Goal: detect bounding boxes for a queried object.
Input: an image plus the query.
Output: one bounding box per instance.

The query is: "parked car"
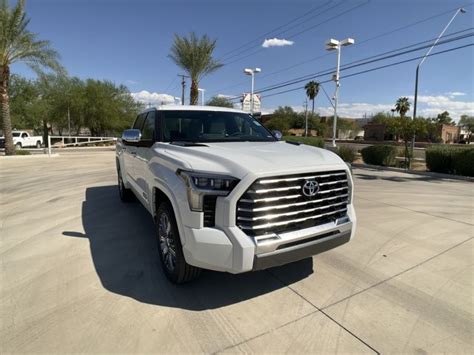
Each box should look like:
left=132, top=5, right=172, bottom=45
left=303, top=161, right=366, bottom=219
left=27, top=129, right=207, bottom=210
left=0, top=131, right=43, bottom=149
left=116, top=106, right=356, bottom=283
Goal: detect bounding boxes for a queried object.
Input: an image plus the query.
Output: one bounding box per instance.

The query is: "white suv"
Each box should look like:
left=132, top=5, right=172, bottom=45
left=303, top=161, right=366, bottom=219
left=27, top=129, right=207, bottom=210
left=116, top=106, right=356, bottom=283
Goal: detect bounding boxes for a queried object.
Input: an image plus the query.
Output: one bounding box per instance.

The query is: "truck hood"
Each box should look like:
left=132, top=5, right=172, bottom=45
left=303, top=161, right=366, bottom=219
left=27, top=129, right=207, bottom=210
left=159, top=141, right=346, bottom=179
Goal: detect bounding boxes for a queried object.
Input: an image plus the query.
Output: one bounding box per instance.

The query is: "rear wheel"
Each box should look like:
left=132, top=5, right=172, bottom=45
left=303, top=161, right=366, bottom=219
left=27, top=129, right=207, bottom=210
left=117, top=165, right=134, bottom=202
left=15, top=142, right=22, bottom=149
left=36, top=141, right=41, bottom=148
left=156, top=201, right=201, bottom=284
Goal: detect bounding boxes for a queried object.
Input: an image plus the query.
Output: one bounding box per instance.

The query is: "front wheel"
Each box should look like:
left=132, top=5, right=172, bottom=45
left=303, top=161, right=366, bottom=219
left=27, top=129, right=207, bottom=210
left=15, top=142, right=22, bottom=149
left=156, top=202, right=201, bottom=284
left=117, top=165, right=134, bottom=202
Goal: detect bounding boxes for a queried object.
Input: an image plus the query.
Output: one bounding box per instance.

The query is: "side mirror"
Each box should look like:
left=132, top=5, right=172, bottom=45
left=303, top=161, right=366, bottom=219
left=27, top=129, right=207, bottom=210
left=272, top=130, right=283, bottom=140
left=122, top=129, right=141, bottom=143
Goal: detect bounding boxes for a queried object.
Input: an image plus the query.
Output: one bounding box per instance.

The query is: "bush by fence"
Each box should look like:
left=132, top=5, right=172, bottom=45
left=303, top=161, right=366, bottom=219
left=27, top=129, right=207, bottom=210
left=336, top=146, right=357, bottom=163
left=360, top=145, right=397, bottom=166
left=284, top=136, right=325, bottom=148
left=426, top=146, right=474, bottom=176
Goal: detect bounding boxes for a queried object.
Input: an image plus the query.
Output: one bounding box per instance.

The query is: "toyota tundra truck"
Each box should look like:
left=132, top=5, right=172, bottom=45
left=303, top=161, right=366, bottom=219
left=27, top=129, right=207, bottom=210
left=116, top=106, right=356, bottom=283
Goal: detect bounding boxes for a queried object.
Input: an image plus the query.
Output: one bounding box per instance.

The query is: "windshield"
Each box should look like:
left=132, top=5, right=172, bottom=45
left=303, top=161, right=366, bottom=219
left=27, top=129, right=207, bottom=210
left=12, top=132, right=21, bottom=137
left=162, top=110, right=276, bottom=142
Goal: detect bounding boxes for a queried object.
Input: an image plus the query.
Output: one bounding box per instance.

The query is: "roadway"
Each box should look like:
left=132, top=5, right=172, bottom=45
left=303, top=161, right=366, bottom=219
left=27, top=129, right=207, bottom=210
left=0, top=151, right=472, bottom=353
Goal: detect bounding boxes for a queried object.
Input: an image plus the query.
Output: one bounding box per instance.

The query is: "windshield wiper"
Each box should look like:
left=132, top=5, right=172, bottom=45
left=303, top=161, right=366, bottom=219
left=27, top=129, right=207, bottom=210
left=170, top=141, right=208, bottom=147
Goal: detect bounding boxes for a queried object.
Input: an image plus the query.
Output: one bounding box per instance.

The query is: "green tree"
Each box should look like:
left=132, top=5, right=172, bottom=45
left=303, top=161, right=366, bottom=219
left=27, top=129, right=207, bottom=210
left=169, top=32, right=222, bottom=105
left=435, top=111, right=454, bottom=126
left=206, top=96, right=234, bottom=108
left=304, top=80, right=320, bottom=115
left=8, top=74, right=42, bottom=131
left=0, top=0, right=64, bottom=155
left=395, top=97, right=410, bottom=118
left=370, top=112, right=392, bottom=125
left=458, top=115, right=474, bottom=143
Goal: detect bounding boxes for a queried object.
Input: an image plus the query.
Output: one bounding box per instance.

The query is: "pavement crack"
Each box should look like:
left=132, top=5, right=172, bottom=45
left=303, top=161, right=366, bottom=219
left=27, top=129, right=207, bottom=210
left=321, top=235, right=474, bottom=311
left=265, top=270, right=380, bottom=354
left=356, top=196, right=473, bottom=227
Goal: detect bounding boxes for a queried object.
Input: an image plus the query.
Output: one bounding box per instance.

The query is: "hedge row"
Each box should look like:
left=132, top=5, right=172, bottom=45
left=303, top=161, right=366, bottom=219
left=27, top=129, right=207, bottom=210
left=360, top=145, right=398, bottom=166
left=426, top=146, right=474, bottom=177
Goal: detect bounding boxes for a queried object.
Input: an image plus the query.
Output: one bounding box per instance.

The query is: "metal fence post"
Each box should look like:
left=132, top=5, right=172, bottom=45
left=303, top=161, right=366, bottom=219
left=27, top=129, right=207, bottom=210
left=48, top=135, right=51, bottom=157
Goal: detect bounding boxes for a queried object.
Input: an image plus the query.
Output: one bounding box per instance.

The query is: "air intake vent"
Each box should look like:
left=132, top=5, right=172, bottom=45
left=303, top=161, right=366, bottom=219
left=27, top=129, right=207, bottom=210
left=236, top=170, right=349, bottom=236
left=203, top=195, right=217, bottom=227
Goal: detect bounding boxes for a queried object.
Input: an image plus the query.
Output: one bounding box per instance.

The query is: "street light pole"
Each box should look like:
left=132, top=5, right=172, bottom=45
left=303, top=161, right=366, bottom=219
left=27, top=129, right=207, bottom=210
left=198, top=88, right=205, bottom=105
left=244, top=68, right=261, bottom=114
left=412, top=8, right=466, bottom=158
left=325, top=38, right=354, bottom=148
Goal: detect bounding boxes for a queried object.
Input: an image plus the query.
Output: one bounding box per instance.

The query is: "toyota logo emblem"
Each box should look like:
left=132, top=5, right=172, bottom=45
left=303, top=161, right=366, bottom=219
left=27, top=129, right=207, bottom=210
left=302, top=179, right=319, bottom=197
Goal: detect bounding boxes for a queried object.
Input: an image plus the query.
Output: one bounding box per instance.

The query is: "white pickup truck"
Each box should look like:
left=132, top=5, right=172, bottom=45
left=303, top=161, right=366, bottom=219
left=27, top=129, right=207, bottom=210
left=0, top=131, right=43, bottom=149
left=116, top=106, right=356, bottom=283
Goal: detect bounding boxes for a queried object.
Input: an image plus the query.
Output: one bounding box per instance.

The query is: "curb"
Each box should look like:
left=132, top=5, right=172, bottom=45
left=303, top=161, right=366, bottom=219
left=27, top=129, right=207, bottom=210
left=352, top=163, right=474, bottom=182
left=0, top=153, right=59, bottom=159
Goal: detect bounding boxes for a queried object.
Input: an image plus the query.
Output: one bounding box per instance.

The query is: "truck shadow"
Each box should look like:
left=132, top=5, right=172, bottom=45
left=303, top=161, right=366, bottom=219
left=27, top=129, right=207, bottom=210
left=63, top=185, right=313, bottom=310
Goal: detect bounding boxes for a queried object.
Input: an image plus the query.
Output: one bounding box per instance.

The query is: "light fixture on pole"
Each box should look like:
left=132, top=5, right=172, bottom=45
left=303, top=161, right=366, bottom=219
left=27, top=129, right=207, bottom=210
left=411, top=7, right=466, bottom=166
left=325, top=38, right=354, bottom=148
left=244, top=67, right=261, bottom=114
left=198, top=88, right=205, bottom=105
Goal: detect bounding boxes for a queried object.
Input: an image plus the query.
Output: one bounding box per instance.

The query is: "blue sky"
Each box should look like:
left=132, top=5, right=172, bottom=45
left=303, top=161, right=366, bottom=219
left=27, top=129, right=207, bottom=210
left=13, top=0, right=474, bottom=119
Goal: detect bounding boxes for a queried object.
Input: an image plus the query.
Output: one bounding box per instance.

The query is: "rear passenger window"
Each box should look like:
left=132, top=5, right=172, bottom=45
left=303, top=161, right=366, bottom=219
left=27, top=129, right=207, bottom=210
left=141, top=111, right=155, bottom=141
left=133, top=113, right=146, bottom=130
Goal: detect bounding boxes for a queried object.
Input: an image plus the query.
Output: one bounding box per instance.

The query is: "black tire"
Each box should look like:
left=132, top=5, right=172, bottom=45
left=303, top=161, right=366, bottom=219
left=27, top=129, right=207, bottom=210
left=156, top=201, right=201, bottom=284
left=117, top=165, right=134, bottom=202
left=36, top=141, right=41, bottom=148
left=15, top=142, right=22, bottom=149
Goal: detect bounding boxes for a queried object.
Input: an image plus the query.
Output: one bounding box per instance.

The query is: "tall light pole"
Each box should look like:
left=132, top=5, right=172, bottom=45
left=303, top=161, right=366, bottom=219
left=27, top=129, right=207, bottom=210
left=244, top=67, right=261, bottom=114
left=325, top=38, right=354, bottom=147
left=198, top=88, right=205, bottom=105
left=411, top=7, right=466, bottom=160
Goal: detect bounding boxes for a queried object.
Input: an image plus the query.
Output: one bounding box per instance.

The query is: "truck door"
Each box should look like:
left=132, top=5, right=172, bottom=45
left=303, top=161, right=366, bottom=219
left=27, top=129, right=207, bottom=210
left=134, top=110, right=158, bottom=205
left=121, top=113, right=146, bottom=192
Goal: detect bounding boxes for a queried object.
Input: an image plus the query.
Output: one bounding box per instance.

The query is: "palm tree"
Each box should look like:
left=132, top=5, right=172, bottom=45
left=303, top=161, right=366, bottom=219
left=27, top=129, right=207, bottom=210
left=1, top=0, right=64, bottom=155
left=394, top=97, right=411, bottom=167
left=304, top=80, right=320, bottom=115
left=395, top=97, right=410, bottom=118
left=169, top=32, right=222, bottom=105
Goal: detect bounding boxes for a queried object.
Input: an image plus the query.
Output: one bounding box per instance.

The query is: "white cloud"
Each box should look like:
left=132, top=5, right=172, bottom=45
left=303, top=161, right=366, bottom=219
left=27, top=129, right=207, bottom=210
left=125, top=79, right=139, bottom=85
left=217, top=94, right=234, bottom=99
left=131, top=90, right=178, bottom=105
left=446, top=91, right=466, bottom=97
left=262, top=38, right=294, bottom=48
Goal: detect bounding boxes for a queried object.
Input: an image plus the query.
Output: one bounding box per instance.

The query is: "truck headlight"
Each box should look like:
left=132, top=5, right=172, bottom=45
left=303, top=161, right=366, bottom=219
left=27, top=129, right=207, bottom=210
left=177, top=170, right=239, bottom=211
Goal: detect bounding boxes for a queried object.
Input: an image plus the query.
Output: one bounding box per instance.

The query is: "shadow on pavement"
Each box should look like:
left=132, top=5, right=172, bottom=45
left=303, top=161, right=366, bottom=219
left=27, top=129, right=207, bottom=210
left=63, top=185, right=313, bottom=310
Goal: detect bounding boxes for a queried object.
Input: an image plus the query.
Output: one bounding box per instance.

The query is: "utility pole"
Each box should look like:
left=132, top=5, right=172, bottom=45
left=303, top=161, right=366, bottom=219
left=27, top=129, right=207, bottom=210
left=304, top=99, right=309, bottom=137
left=178, top=74, right=189, bottom=105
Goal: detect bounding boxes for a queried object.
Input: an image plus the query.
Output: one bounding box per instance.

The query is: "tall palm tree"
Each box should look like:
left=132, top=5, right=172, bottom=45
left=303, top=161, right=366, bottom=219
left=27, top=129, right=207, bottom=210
left=1, top=0, right=64, bottom=155
left=169, top=32, right=222, bottom=105
left=304, top=80, right=320, bottom=115
left=395, top=97, right=410, bottom=118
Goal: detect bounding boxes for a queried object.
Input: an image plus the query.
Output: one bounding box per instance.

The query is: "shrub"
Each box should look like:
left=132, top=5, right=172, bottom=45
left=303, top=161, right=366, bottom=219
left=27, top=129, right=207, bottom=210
left=336, top=146, right=356, bottom=163
left=284, top=136, right=325, bottom=148
left=425, top=146, right=459, bottom=174
left=14, top=149, right=31, bottom=155
left=361, top=145, right=397, bottom=166
left=453, top=149, right=474, bottom=177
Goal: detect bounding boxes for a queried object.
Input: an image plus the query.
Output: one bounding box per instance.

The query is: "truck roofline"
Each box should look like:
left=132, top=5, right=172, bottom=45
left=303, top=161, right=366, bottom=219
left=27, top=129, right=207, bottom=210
left=141, top=105, right=247, bottom=115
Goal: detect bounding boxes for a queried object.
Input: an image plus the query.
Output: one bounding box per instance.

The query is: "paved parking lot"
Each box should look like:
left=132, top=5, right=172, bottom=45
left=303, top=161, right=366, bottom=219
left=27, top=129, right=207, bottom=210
left=1, top=151, right=472, bottom=353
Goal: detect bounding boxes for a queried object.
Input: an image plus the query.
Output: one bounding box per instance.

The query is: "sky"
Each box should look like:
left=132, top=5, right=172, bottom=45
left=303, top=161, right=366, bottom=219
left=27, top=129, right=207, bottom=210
left=13, top=0, right=474, bottom=120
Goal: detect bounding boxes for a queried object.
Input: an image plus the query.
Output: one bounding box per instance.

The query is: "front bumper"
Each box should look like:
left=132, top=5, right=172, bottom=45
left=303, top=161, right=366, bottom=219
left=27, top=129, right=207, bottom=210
left=181, top=205, right=355, bottom=274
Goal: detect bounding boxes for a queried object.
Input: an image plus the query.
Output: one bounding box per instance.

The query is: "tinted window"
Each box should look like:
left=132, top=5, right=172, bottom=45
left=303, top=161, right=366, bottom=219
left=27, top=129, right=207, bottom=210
left=133, top=113, right=146, bottom=130
left=141, top=111, right=155, bottom=141
left=162, top=111, right=275, bottom=142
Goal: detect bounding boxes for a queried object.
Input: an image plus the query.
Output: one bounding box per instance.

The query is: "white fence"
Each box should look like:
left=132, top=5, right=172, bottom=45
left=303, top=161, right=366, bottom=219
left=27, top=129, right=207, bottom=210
left=47, top=135, right=117, bottom=156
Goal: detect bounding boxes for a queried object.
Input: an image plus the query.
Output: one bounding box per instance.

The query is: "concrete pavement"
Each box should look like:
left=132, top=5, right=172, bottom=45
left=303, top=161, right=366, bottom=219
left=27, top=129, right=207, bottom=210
left=0, top=151, right=472, bottom=353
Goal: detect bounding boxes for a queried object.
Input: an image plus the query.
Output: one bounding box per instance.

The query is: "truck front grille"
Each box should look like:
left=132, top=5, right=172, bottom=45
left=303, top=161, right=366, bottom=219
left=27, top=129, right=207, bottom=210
left=236, top=170, right=349, bottom=236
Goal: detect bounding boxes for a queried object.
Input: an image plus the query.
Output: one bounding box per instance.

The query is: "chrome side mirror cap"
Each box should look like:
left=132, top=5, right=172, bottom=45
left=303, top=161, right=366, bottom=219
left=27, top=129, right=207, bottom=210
left=122, top=129, right=141, bottom=143
left=272, top=130, right=283, bottom=140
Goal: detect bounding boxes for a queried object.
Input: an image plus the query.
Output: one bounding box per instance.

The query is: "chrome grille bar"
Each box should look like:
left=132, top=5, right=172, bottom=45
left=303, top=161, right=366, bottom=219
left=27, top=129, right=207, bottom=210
left=259, top=172, right=346, bottom=185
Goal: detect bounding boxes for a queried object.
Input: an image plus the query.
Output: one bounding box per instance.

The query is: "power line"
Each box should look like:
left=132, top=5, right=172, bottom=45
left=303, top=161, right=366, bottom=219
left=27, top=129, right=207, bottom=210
left=209, top=3, right=473, bottom=96
left=260, top=43, right=473, bottom=99
left=222, top=0, right=370, bottom=66
left=217, top=0, right=336, bottom=61
left=226, top=31, right=473, bottom=99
